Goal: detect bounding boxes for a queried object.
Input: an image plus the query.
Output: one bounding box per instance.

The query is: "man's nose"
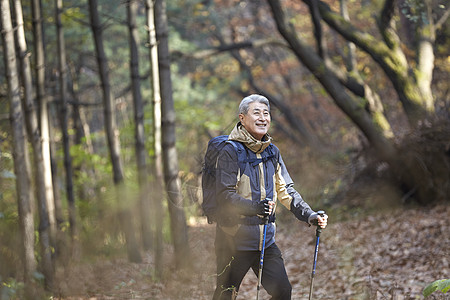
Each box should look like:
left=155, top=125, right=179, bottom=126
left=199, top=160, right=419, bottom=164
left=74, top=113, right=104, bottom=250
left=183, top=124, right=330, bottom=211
left=258, top=113, right=268, bottom=120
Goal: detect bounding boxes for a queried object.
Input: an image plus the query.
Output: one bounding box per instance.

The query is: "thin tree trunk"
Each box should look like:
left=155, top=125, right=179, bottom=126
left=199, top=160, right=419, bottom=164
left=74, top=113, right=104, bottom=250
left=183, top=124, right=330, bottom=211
left=14, top=0, right=56, bottom=285
left=68, top=63, right=95, bottom=155
left=70, top=66, right=96, bottom=201
left=415, top=0, right=435, bottom=111
left=306, top=0, right=327, bottom=59
left=31, top=0, right=57, bottom=248
left=1, top=0, right=37, bottom=288
left=146, top=0, right=164, bottom=276
left=48, top=103, right=64, bottom=230
left=154, top=0, right=190, bottom=268
left=88, top=0, right=142, bottom=263
left=339, top=0, right=357, bottom=72
left=338, top=0, right=391, bottom=139
left=11, top=1, right=35, bottom=220
left=55, top=0, right=78, bottom=256
left=32, top=0, right=56, bottom=290
left=127, top=0, right=152, bottom=250
left=88, top=0, right=123, bottom=184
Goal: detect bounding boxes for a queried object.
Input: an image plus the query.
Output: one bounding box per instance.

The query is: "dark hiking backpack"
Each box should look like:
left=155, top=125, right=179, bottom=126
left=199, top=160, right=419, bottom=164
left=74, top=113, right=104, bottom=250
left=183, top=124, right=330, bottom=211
left=201, top=135, right=277, bottom=224
left=201, top=135, right=243, bottom=224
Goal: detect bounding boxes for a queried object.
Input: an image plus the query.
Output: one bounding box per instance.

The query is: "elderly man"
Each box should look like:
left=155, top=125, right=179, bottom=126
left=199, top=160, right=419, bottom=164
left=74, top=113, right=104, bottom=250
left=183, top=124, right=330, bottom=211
left=212, top=94, right=328, bottom=300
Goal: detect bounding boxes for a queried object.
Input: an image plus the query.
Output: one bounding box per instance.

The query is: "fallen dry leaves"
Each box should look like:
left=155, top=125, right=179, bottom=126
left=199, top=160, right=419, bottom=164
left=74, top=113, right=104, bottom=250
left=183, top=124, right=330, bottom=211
left=56, top=204, right=449, bottom=299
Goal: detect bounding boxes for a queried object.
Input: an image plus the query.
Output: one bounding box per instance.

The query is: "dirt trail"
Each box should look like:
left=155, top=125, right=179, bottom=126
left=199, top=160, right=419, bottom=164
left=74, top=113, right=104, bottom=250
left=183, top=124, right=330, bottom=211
left=57, top=204, right=449, bottom=299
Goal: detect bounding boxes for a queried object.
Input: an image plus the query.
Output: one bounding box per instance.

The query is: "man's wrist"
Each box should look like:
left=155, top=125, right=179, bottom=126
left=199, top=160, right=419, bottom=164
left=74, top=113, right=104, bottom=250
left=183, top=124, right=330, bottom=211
left=308, top=212, right=318, bottom=225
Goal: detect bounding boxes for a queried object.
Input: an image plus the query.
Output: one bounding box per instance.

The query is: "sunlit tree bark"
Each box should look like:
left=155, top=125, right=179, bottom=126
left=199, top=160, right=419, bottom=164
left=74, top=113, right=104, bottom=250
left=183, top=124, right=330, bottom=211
left=32, top=0, right=56, bottom=289
left=55, top=0, right=78, bottom=256
left=48, top=104, right=64, bottom=231
left=267, top=0, right=397, bottom=161
left=127, top=0, right=153, bottom=251
left=1, top=0, right=37, bottom=287
left=155, top=0, right=190, bottom=267
left=31, top=0, right=57, bottom=246
left=15, top=0, right=56, bottom=283
left=146, top=0, right=164, bottom=276
left=268, top=0, right=450, bottom=204
left=311, top=0, right=447, bottom=124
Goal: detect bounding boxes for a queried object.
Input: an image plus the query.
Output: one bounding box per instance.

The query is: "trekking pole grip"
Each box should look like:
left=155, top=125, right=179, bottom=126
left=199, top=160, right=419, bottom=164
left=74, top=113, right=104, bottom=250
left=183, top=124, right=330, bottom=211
left=315, top=210, right=325, bottom=237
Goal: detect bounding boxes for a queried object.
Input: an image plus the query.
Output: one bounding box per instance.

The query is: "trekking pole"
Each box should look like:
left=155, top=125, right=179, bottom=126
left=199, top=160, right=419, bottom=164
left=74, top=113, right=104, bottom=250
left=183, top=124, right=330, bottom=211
left=256, top=215, right=269, bottom=300
left=308, top=210, right=325, bottom=300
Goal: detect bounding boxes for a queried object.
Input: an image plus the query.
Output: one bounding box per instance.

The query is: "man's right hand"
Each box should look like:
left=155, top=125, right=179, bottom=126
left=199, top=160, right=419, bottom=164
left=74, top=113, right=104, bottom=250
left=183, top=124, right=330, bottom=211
left=256, top=199, right=274, bottom=217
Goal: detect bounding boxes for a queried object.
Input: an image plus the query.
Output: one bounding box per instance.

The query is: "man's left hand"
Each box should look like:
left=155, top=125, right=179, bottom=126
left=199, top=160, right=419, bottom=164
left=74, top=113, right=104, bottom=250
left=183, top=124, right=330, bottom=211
left=308, top=213, right=328, bottom=229
left=317, top=214, right=328, bottom=228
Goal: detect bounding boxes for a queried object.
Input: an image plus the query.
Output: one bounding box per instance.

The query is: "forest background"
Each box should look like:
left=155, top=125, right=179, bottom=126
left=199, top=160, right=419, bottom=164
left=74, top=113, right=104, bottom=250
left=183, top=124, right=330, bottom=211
left=0, top=0, right=449, bottom=299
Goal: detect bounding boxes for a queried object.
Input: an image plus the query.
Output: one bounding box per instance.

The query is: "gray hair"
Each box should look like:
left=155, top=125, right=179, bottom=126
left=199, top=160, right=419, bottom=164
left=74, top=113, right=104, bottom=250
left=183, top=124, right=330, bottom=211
left=238, top=94, right=270, bottom=115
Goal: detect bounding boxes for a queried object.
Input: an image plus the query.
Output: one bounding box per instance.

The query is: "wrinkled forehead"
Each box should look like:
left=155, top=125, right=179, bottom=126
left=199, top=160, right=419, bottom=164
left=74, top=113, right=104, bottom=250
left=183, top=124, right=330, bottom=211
left=248, top=102, right=269, bottom=112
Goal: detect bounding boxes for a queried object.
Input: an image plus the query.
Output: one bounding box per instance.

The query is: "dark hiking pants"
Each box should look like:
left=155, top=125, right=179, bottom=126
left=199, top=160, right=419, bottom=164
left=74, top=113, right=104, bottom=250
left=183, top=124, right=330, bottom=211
left=213, top=243, right=292, bottom=300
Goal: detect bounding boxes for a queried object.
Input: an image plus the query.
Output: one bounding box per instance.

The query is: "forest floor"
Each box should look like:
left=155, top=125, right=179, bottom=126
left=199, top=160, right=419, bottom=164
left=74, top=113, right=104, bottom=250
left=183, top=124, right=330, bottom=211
left=55, top=203, right=449, bottom=300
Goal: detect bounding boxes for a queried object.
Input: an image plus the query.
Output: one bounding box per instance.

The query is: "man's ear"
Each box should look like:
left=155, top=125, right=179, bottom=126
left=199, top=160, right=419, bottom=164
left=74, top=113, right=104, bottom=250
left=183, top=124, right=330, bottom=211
left=239, top=113, right=244, bottom=122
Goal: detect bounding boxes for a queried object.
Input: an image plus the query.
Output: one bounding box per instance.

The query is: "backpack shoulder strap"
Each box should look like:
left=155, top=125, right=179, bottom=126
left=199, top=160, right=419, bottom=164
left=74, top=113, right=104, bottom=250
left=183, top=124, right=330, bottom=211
left=226, top=140, right=248, bottom=174
left=226, top=139, right=244, bottom=153
left=267, top=144, right=279, bottom=170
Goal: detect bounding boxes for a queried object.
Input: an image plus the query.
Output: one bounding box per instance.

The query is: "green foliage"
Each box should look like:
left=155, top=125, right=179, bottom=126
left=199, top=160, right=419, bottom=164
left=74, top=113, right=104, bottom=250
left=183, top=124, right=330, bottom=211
left=423, top=279, right=450, bottom=298
left=0, top=277, right=24, bottom=300
left=1, top=0, right=447, bottom=294
left=0, top=145, right=21, bottom=282
left=400, top=0, right=428, bottom=24
left=71, top=143, right=110, bottom=183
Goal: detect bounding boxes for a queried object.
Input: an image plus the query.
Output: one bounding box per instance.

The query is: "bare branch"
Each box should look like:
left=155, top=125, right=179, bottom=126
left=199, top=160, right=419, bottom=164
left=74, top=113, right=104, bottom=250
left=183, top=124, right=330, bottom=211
left=212, top=29, right=321, bottom=147
left=67, top=99, right=102, bottom=106
left=303, top=0, right=327, bottom=58
left=340, top=0, right=357, bottom=72
left=436, top=5, right=450, bottom=30
left=172, top=38, right=289, bottom=60
left=378, top=0, right=404, bottom=49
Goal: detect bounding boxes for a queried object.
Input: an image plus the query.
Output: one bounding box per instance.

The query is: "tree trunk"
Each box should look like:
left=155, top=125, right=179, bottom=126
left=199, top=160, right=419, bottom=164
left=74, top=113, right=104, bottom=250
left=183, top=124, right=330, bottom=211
left=267, top=0, right=397, bottom=161
left=414, top=0, right=435, bottom=112
left=146, top=0, right=164, bottom=276
left=48, top=103, right=64, bottom=231
left=154, top=0, right=190, bottom=268
left=28, top=0, right=56, bottom=288
left=88, top=0, right=142, bottom=263
left=337, top=0, right=391, bottom=140
left=55, top=0, right=78, bottom=256
left=315, top=0, right=434, bottom=124
left=339, top=0, right=357, bottom=72
left=31, top=0, right=57, bottom=249
left=127, top=0, right=152, bottom=251
left=270, top=0, right=447, bottom=204
left=1, top=0, right=37, bottom=287
left=14, top=0, right=57, bottom=287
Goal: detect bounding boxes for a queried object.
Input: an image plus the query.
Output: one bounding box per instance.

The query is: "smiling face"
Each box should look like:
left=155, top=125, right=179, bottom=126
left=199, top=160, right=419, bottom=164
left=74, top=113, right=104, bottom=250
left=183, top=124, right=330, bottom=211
left=239, top=102, right=271, bottom=140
